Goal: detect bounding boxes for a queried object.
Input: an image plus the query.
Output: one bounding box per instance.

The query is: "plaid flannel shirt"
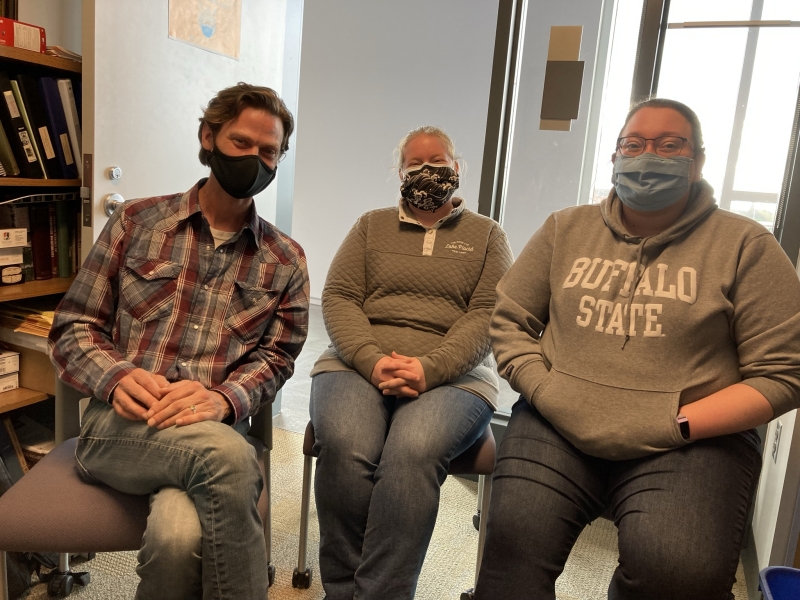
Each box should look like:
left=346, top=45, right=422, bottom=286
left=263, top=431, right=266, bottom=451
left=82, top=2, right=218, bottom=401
left=48, top=181, right=310, bottom=423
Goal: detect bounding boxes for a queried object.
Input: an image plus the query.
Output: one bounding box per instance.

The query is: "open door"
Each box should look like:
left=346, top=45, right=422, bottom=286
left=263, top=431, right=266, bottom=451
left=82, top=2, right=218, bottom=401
left=81, top=0, right=290, bottom=250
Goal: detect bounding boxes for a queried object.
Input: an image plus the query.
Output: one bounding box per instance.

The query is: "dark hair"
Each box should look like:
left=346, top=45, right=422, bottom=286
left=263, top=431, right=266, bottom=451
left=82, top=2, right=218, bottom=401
left=619, top=98, right=705, bottom=155
left=197, top=82, right=294, bottom=166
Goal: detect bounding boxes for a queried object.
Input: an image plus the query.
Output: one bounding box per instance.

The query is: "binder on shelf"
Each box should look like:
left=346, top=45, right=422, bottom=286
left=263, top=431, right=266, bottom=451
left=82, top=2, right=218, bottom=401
left=72, top=79, right=82, bottom=127
left=15, top=74, right=60, bottom=179
left=29, top=203, right=51, bottom=280
left=0, top=71, right=43, bottom=178
left=37, top=76, right=78, bottom=179
left=0, top=18, right=46, bottom=53
left=9, top=79, right=46, bottom=178
left=56, top=79, right=80, bottom=162
left=0, top=122, right=18, bottom=176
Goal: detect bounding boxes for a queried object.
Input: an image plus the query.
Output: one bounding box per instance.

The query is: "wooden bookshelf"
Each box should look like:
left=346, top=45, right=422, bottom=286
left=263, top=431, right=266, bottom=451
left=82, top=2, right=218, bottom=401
left=0, top=178, right=82, bottom=187
left=0, top=45, right=81, bottom=74
left=0, top=276, right=75, bottom=302
left=0, top=387, right=49, bottom=414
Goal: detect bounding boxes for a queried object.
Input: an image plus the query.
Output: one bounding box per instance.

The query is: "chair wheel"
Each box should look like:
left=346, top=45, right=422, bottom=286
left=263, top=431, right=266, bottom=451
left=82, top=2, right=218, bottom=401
left=473, top=512, right=481, bottom=530
left=460, top=589, right=475, bottom=600
left=47, top=573, right=73, bottom=597
left=268, top=564, right=275, bottom=587
left=292, top=567, right=312, bottom=588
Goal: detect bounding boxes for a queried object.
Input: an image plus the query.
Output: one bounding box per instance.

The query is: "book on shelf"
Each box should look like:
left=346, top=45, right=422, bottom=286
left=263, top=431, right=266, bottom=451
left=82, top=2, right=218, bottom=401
left=10, top=414, right=53, bottom=468
left=45, top=45, right=80, bottom=62
left=38, top=77, right=78, bottom=179
left=55, top=201, right=71, bottom=277
left=15, top=74, right=61, bottom=179
left=47, top=203, right=57, bottom=277
left=57, top=79, right=80, bottom=162
left=29, top=203, right=51, bottom=280
left=0, top=71, right=43, bottom=178
left=0, top=299, right=54, bottom=337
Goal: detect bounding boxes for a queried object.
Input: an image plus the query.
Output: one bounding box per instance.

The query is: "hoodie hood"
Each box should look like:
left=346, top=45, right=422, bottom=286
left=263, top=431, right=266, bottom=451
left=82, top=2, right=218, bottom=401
left=601, top=179, right=718, bottom=246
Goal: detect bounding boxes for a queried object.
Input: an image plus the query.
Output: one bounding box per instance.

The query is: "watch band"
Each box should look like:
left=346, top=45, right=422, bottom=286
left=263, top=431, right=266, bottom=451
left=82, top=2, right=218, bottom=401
left=676, top=413, right=690, bottom=440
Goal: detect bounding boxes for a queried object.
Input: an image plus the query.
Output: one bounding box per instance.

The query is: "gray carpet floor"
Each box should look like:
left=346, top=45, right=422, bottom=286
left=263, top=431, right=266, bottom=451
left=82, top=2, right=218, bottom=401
left=20, top=425, right=749, bottom=599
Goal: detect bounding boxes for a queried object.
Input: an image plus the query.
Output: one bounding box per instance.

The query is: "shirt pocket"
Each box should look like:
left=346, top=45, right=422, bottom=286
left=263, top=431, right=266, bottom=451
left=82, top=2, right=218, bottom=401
left=534, top=367, right=686, bottom=460
left=224, top=281, right=280, bottom=345
left=120, top=256, right=181, bottom=323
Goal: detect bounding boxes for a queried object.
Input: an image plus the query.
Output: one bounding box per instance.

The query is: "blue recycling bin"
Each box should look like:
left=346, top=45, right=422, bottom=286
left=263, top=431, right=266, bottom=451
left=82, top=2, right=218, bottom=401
left=759, top=566, right=800, bottom=600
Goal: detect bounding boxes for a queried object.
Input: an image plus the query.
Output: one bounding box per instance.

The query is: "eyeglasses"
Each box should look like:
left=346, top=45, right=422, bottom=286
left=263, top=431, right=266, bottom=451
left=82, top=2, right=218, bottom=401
left=616, top=136, right=692, bottom=158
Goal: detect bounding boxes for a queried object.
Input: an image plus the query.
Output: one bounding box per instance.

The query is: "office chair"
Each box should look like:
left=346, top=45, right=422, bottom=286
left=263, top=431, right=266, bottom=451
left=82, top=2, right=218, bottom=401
left=0, top=380, right=275, bottom=599
left=291, top=420, right=495, bottom=599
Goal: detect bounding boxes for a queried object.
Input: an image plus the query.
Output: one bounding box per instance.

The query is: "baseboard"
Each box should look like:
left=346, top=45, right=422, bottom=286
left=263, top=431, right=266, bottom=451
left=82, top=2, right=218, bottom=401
left=741, top=525, right=761, bottom=600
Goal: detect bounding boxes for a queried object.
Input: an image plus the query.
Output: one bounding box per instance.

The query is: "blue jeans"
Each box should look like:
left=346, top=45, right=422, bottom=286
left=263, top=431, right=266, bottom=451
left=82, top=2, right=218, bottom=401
left=474, top=399, right=762, bottom=600
left=309, top=371, right=493, bottom=600
left=75, top=398, right=268, bottom=600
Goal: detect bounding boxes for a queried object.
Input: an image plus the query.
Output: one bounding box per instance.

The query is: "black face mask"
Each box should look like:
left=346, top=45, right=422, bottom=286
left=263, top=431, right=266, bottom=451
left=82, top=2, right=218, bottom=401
left=207, top=148, right=276, bottom=199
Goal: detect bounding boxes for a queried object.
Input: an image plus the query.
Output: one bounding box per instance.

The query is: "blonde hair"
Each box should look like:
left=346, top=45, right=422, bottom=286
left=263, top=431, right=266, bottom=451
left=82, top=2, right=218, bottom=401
left=393, top=126, right=463, bottom=172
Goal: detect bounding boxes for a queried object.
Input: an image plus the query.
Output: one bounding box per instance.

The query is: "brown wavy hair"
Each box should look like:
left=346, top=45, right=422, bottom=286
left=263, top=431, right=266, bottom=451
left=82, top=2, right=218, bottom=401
left=197, top=82, right=294, bottom=166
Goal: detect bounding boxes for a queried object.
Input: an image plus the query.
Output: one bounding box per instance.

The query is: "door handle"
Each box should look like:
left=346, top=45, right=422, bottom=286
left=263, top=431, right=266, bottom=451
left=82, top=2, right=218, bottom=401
left=102, top=193, right=125, bottom=217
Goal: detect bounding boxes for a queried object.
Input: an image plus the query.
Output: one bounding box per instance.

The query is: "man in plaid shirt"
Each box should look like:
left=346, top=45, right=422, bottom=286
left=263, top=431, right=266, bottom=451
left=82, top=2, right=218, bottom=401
left=49, top=83, right=309, bottom=600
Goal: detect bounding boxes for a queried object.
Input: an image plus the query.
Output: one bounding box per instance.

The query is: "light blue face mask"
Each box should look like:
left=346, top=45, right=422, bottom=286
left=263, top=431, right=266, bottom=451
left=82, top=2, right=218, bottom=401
left=613, top=153, right=693, bottom=212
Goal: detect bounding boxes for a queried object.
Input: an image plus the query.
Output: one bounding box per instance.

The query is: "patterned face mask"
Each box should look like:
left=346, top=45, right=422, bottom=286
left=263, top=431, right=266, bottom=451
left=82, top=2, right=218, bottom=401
left=400, top=163, right=459, bottom=212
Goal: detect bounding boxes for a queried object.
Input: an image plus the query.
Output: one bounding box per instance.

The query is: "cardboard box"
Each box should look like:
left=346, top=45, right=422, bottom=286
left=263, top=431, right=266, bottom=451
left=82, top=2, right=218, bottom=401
left=0, top=229, right=27, bottom=248
left=0, top=247, right=23, bottom=266
left=6, top=343, right=55, bottom=395
left=0, top=350, right=19, bottom=375
left=0, top=371, right=19, bottom=393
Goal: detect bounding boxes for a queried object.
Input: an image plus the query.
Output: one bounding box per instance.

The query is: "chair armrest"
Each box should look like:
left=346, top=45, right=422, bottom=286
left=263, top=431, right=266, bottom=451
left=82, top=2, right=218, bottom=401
left=247, top=392, right=275, bottom=451
left=55, top=377, right=87, bottom=444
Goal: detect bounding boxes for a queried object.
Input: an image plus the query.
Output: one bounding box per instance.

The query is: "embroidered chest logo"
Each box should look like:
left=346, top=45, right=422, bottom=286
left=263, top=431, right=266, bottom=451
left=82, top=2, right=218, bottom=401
left=445, top=240, right=475, bottom=255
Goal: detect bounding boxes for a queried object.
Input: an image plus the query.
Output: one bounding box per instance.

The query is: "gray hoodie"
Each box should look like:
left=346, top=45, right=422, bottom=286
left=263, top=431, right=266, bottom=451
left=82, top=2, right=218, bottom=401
left=491, top=181, right=800, bottom=460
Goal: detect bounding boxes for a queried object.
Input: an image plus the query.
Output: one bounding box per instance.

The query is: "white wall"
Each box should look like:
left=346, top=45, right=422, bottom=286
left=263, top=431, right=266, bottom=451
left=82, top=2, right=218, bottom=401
left=499, top=0, right=607, bottom=257
left=84, top=0, right=287, bottom=243
left=290, top=0, right=499, bottom=301
left=19, top=0, right=82, bottom=54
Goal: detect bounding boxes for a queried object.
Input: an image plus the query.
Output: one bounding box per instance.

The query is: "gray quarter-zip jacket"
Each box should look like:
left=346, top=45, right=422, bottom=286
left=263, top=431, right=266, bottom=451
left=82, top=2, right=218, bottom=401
left=311, top=198, right=514, bottom=408
left=491, top=180, right=800, bottom=459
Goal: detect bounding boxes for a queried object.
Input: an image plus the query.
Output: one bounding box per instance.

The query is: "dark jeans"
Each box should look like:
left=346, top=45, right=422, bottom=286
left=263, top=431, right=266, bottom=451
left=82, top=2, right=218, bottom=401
left=310, top=371, right=493, bottom=600
left=474, top=399, right=762, bottom=600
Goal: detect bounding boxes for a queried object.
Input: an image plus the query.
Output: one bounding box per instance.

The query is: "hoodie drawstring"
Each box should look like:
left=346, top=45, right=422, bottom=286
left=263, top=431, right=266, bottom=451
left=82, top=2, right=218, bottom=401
left=621, top=238, right=647, bottom=350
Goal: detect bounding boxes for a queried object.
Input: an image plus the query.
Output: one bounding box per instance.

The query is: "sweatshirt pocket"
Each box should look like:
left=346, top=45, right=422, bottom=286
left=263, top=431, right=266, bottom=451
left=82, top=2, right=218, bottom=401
left=533, top=367, right=687, bottom=460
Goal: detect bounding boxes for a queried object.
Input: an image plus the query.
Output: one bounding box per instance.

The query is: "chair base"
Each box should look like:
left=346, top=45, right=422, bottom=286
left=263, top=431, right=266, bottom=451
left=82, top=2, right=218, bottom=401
left=40, top=569, right=90, bottom=598
left=292, top=566, right=312, bottom=588
left=460, top=588, right=475, bottom=600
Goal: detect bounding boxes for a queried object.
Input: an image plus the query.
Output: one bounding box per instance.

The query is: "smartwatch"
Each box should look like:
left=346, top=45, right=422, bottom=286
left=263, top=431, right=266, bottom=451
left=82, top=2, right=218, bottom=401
left=676, top=413, right=690, bottom=440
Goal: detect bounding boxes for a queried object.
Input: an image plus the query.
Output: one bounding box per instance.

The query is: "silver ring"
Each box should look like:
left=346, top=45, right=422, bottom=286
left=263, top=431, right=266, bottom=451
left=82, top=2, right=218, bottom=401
left=190, top=405, right=197, bottom=414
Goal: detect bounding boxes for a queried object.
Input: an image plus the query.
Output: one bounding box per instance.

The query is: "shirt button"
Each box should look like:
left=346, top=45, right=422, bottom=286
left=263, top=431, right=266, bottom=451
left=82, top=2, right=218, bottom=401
left=181, top=362, right=187, bottom=367
left=148, top=270, right=154, bottom=275
left=204, top=284, right=209, bottom=290
left=193, top=325, right=199, bottom=330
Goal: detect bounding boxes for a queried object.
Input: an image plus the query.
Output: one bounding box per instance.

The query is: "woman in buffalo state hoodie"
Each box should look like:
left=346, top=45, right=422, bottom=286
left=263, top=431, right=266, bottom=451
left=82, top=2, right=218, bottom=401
left=475, top=99, right=800, bottom=600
